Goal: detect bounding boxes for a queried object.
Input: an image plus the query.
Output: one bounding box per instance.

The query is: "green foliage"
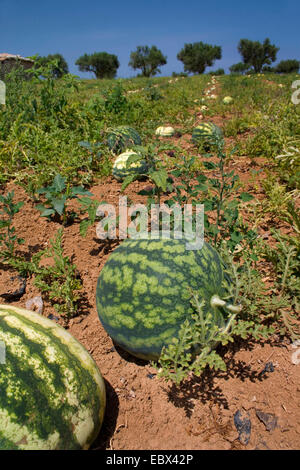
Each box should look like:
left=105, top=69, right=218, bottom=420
left=229, top=62, right=251, bottom=75
left=258, top=227, right=300, bottom=340
left=103, top=82, right=129, bottom=114
left=78, top=197, right=105, bottom=238
left=177, top=42, right=222, bottom=74
left=75, top=52, right=119, bottom=79
left=30, top=229, right=82, bottom=318
left=143, top=80, right=164, bottom=101
left=275, top=60, right=299, bottom=74
left=34, top=54, right=69, bottom=78
left=208, top=68, right=225, bottom=75
left=129, top=45, right=167, bottom=77
left=121, top=145, right=169, bottom=205
left=35, top=174, right=93, bottom=225
left=237, top=38, right=279, bottom=73
left=78, top=140, right=105, bottom=168
left=276, top=138, right=300, bottom=189
left=0, top=191, right=24, bottom=262
left=167, top=135, right=255, bottom=250
left=250, top=178, right=298, bottom=228
left=155, top=282, right=271, bottom=384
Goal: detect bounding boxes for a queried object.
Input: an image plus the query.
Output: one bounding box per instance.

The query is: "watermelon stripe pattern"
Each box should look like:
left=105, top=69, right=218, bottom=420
left=0, top=305, right=106, bottom=450
left=112, top=151, right=148, bottom=182
left=96, top=238, right=231, bottom=361
left=192, top=122, right=223, bottom=147
left=107, top=126, right=142, bottom=155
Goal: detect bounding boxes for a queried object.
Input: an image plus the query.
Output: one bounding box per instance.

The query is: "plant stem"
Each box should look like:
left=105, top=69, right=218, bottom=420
left=280, top=247, right=293, bottom=295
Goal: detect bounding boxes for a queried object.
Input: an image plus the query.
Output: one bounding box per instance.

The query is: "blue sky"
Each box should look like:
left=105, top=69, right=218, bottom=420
left=0, top=0, right=299, bottom=78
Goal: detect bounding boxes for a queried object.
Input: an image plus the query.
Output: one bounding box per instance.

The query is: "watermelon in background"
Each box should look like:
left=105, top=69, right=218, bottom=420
left=0, top=305, right=106, bottom=450
left=223, top=96, right=234, bottom=105
left=96, top=237, right=232, bottom=361
left=155, top=126, right=175, bottom=137
left=192, top=122, right=223, bottom=148
left=107, top=126, right=142, bottom=155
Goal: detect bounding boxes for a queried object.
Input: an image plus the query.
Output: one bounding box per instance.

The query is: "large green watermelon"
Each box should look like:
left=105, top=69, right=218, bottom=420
left=96, top=237, right=232, bottom=361
left=192, top=122, right=223, bottom=148
left=0, top=305, right=106, bottom=450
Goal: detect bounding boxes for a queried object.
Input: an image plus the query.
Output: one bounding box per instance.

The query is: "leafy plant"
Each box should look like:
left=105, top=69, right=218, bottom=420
left=103, top=82, right=128, bottom=114
left=168, top=136, right=255, bottom=249
left=31, top=229, right=82, bottom=318
left=78, top=197, right=106, bottom=237
left=78, top=140, right=104, bottom=168
left=36, top=174, right=93, bottom=225
left=155, top=283, right=270, bottom=385
left=0, top=191, right=24, bottom=262
left=121, top=145, right=170, bottom=206
left=144, top=80, right=163, bottom=101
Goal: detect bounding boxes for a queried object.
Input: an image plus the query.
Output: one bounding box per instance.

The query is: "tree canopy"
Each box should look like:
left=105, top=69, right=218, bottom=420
left=237, top=38, right=279, bottom=73
left=177, top=42, right=222, bottom=74
left=128, top=46, right=167, bottom=77
left=229, top=62, right=251, bottom=75
left=35, top=54, right=69, bottom=78
left=75, top=52, right=119, bottom=79
left=275, top=59, right=299, bottom=74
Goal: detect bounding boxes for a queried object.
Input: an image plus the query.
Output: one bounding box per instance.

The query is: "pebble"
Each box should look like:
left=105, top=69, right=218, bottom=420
left=234, top=409, right=251, bottom=445
left=256, top=409, right=278, bottom=432
left=25, top=296, right=44, bottom=314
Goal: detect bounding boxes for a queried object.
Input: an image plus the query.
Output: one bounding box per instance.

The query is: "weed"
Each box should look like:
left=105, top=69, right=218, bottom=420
left=35, top=174, right=93, bottom=225
left=31, top=229, right=82, bottom=318
left=0, top=191, right=24, bottom=262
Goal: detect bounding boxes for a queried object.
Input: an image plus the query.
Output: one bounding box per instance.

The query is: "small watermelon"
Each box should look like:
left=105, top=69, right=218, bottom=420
left=155, top=126, right=175, bottom=137
left=107, top=126, right=142, bottom=155
left=192, top=122, right=223, bottom=148
left=96, top=237, right=233, bottom=361
left=0, top=305, right=106, bottom=450
left=112, top=150, right=148, bottom=182
left=223, top=96, right=234, bottom=105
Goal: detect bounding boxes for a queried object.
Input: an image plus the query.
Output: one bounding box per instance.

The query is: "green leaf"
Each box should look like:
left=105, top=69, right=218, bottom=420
left=194, top=183, right=208, bottom=192
left=239, top=192, right=254, bottom=202
left=70, top=186, right=93, bottom=197
left=203, top=200, right=214, bottom=211
left=78, top=141, right=93, bottom=151
left=40, top=208, right=55, bottom=218
left=197, top=174, right=208, bottom=183
left=171, top=169, right=182, bottom=178
left=53, top=174, right=66, bottom=193
left=79, top=219, right=90, bottom=237
left=203, top=161, right=217, bottom=170
left=121, top=174, right=140, bottom=191
left=150, top=169, right=168, bottom=192
left=125, top=154, right=143, bottom=168
left=52, top=198, right=66, bottom=216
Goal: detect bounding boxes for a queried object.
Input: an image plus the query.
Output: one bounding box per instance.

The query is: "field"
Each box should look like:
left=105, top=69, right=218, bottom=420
left=0, top=70, right=300, bottom=450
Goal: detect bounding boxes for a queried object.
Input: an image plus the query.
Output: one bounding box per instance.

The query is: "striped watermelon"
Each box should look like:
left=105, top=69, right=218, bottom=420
left=223, top=96, right=234, bottom=105
left=112, top=150, right=148, bottom=182
left=0, top=305, right=106, bottom=450
left=155, top=126, right=175, bottom=137
left=192, top=122, right=223, bottom=148
left=96, top=237, right=233, bottom=361
left=107, top=126, right=142, bottom=155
